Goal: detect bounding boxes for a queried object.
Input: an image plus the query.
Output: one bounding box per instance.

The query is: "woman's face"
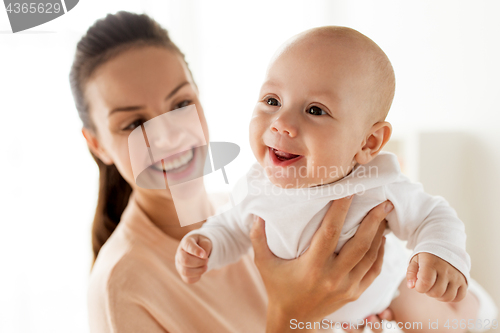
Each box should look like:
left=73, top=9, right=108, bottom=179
left=83, top=46, right=209, bottom=194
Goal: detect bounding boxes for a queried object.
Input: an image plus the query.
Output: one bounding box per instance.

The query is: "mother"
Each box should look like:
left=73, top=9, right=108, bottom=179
left=70, top=11, right=393, bottom=332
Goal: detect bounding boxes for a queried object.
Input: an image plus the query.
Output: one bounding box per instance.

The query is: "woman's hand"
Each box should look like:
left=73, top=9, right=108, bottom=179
left=250, top=196, right=394, bottom=333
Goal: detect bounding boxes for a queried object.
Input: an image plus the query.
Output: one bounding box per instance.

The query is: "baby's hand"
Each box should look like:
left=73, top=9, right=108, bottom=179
left=406, top=252, right=467, bottom=302
left=175, top=234, right=212, bottom=284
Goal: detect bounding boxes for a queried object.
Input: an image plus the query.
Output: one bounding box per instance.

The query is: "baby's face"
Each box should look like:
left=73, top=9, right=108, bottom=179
left=249, top=38, right=375, bottom=188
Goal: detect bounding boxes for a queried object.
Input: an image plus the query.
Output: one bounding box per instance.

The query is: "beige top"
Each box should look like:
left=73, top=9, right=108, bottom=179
left=88, top=195, right=268, bottom=333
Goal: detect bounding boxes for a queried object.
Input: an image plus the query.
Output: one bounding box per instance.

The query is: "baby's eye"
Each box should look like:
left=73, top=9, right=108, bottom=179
left=123, top=119, right=144, bottom=131
left=266, top=97, right=281, bottom=107
left=175, top=100, right=192, bottom=109
left=307, top=106, right=326, bottom=116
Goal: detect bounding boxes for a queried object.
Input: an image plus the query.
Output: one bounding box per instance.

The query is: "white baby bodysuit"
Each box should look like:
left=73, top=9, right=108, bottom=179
left=187, top=152, right=471, bottom=322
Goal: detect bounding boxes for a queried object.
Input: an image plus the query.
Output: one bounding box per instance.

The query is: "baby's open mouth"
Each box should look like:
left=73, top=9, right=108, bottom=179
left=270, top=147, right=301, bottom=161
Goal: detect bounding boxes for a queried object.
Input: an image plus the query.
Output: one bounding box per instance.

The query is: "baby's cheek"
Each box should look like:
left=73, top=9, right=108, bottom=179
left=249, top=119, right=265, bottom=153
left=249, top=115, right=264, bottom=137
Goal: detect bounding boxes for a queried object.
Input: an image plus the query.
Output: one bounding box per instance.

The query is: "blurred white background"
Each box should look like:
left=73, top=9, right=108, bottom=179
left=0, top=0, right=499, bottom=332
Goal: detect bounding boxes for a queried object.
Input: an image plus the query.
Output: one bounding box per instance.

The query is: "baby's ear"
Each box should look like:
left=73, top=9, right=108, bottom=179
left=355, top=122, right=392, bottom=165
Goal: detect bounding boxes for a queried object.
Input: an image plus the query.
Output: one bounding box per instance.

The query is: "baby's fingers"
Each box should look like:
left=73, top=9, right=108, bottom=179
left=452, top=285, right=467, bottom=302
left=415, top=263, right=437, bottom=294
left=437, top=283, right=458, bottom=302
left=343, top=323, right=364, bottom=333
left=180, top=266, right=208, bottom=284
left=365, top=315, right=386, bottom=333
left=179, top=265, right=208, bottom=278
left=343, top=310, right=394, bottom=333
left=426, top=273, right=449, bottom=299
left=406, top=255, right=419, bottom=289
left=177, top=250, right=208, bottom=268
left=182, top=235, right=208, bottom=259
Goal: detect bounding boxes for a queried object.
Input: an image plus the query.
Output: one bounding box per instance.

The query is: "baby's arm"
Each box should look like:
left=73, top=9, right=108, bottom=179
left=175, top=204, right=254, bottom=283
left=384, top=174, right=470, bottom=302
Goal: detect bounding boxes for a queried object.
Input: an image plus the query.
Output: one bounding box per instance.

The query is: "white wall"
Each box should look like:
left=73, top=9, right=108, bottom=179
left=0, top=1, right=498, bottom=332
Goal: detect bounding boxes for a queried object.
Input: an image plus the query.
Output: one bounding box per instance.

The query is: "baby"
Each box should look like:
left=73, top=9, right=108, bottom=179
left=175, top=27, right=496, bottom=330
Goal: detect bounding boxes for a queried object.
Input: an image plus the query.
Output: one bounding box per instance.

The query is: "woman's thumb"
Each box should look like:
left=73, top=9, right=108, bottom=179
left=250, top=216, right=273, bottom=264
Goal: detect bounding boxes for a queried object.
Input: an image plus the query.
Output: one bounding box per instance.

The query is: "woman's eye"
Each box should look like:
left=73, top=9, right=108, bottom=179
left=307, top=106, right=326, bottom=116
left=123, top=119, right=144, bottom=131
left=266, top=97, right=281, bottom=107
left=175, top=100, right=191, bottom=109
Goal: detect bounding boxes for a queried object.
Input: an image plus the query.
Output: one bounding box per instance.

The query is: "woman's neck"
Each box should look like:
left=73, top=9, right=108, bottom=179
left=133, top=187, right=213, bottom=241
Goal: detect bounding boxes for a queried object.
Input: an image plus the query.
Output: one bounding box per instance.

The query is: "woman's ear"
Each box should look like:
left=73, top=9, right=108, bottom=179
left=354, top=122, right=392, bottom=165
left=82, top=128, right=113, bottom=165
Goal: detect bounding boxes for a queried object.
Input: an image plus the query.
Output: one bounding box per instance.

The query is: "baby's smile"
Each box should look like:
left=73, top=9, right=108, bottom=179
left=249, top=27, right=394, bottom=189
left=267, top=146, right=303, bottom=166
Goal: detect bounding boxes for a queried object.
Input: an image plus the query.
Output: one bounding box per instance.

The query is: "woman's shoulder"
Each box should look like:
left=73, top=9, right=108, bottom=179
left=89, top=224, right=166, bottom=297
left=88, top=227, right=267, bottom=332
left=87, top=195, right=268, bottom=332
left=89, top=195, right=178, bottom=295
left=88, top=226, right=172, bottom=331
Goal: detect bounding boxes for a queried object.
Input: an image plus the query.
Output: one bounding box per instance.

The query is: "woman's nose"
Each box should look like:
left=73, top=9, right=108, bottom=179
left=147, top=115, right=185, bottom=151
left=270, top=111, right=297, bottom=137
left=151, top=129, right=183, bottom=149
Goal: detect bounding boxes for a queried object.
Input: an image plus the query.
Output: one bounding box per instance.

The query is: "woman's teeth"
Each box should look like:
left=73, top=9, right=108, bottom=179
left=272, top=148, right=299, bottom=161
left=151, top=148, right=194, bottom=172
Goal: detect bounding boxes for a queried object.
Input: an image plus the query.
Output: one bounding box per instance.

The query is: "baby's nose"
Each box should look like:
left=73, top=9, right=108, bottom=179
left=271, top=126, right=291, bottom=136
left=270, top=115, right=297, bottom=137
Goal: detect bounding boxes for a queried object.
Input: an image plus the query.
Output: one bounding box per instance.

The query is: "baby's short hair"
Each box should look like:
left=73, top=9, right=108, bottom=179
left=291, top=26, right=396, bottom=124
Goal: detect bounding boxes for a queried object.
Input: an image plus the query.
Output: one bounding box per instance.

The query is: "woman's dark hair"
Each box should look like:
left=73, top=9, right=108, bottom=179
left=69, top=11, right=189, bottom=265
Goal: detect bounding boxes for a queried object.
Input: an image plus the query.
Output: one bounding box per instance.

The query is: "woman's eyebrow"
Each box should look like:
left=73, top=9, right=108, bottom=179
left=108, top=81, right=190, bottom=116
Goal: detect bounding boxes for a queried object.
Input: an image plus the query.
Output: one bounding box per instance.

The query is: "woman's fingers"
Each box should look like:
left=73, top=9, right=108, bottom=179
left=349, top=220, right=386, bottom=280
left=359, top=235, right=386, bottom=292
left=250, top=216, right=276, bottom=268
left=335, top=201, right=392, bottom=272
left=308, top=196, right=354, bottom=262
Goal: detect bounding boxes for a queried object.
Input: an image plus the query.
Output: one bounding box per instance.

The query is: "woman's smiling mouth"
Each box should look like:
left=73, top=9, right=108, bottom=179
left=150, top=148, right=195, bottom=173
